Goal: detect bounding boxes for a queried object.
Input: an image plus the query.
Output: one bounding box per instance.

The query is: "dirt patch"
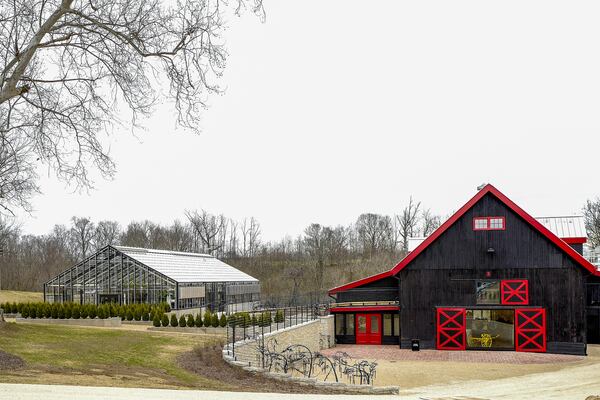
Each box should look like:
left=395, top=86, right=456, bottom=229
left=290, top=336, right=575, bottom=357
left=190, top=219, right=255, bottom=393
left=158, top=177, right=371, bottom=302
left=178, top=343, right=358, bottom=394
left=0, top=350, right=25, bottom=370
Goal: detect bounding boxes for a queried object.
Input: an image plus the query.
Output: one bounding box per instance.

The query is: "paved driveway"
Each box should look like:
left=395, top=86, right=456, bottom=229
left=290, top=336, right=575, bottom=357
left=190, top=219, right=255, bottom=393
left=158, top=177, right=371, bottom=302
left=1, top=377, right=600, bottom=400
left=0, top=384, right=394, bottom=400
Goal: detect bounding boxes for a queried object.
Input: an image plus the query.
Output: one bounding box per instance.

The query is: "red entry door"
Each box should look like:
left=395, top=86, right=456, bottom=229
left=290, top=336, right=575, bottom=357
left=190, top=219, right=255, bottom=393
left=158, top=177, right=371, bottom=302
left=355, top=314, right=382, bottom=344
left=515, top=308, right=546, bottom=352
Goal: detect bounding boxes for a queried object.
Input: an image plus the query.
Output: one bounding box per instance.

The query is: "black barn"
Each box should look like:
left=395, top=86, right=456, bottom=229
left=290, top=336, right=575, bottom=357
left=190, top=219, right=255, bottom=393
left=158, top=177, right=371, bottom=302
left=329, top=184, right=600, bottom=355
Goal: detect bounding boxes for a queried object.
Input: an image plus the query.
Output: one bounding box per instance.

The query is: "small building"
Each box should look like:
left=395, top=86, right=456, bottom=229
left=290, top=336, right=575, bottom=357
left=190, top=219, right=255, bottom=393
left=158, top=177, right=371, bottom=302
left=329, top=184, right=600, bottom=355
left=44, top=245, right=260, bottom=313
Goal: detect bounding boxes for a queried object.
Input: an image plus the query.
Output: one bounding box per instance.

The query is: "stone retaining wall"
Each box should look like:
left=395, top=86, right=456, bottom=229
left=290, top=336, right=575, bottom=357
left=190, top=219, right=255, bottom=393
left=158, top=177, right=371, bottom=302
left=221, top=316, right=398, bottom=394
left=121, top=320, right=152, bottom=326
left=229, top=318, right=327, bottom=366
left=222, top=317, right=397, bottom=395
left=16, top=317, right=121, bottom=327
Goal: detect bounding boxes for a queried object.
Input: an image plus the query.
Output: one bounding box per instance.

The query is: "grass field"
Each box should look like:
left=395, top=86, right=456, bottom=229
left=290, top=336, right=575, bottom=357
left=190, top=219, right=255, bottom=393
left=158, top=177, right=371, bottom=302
left=0, top=323, right=226, bottom=389
left=0, top=291, right=43, bottom=304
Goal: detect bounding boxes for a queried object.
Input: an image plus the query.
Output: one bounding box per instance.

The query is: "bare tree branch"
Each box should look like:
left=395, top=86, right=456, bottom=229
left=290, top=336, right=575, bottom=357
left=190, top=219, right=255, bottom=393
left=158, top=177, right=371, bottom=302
left=0, top=0, right=264, bottom=215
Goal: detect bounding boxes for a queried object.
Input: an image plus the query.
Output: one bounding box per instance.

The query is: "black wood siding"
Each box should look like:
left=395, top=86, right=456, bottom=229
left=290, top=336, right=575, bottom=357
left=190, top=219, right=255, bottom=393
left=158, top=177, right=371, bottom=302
left=336, top=276, right=399, bottom=303
left=394, top=193, right=590, bottom=353
left=587, top=275, right=600, bottom=344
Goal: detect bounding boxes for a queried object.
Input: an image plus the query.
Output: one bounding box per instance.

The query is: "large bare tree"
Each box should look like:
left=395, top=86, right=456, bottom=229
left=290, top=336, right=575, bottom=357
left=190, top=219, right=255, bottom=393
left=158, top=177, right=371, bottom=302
left=584, top=199, right=600, bottom=248
left=185, top=209, right=226, bottom=254
left=69, top=216, right=95, bottom=259
left=240, top=216, right=261, bottom=257
left=93, top=220, right=121, bottom=249
left=356, top=213, right=394, bottom=258
left=303, top=223, right=325, bottom=292
left=421, top=208, right=441, bottom=237
left=397, top=196, right=421, bottom=252
left=0, top=0, right=264, bottom=214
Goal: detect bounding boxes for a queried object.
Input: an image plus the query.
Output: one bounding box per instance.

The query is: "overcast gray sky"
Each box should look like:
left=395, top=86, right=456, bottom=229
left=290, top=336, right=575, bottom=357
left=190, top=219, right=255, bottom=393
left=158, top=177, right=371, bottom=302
left=16, top=0, right=600, bottom=241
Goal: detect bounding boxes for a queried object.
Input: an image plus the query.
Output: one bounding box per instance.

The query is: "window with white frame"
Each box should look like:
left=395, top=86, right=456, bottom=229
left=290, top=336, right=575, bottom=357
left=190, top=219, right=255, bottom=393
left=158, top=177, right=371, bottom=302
left=473, top=216, right=505, bottom=231
left=489, top=217, right=504, bottom=229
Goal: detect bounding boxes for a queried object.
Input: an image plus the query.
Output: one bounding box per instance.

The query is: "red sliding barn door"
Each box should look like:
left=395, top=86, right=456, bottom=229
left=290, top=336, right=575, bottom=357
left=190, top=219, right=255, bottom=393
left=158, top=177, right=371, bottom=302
left=436, top=308, right=466, bottom=350
left=515, top=308, right=546, bottom=352
left=501, top=280, right=529, bottom=305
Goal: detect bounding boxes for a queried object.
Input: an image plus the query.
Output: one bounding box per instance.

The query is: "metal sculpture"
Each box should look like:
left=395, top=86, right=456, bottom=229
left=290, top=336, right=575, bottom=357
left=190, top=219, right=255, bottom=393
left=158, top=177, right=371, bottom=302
left=255, top=338, right=376, bottom=385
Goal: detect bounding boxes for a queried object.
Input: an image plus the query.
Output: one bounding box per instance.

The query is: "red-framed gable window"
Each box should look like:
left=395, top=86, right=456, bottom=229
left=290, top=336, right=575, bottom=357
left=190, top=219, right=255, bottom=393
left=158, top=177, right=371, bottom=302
left=500, top=279, right=529, bottom=305
left=473, top=216, right=505, bottom=231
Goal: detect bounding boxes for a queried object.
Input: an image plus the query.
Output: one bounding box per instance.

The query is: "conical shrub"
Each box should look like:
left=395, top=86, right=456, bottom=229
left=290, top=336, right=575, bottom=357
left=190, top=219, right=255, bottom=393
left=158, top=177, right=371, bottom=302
left=186, top=314, right=194, bottom=327
left=152, top=313, right=161, bottom=327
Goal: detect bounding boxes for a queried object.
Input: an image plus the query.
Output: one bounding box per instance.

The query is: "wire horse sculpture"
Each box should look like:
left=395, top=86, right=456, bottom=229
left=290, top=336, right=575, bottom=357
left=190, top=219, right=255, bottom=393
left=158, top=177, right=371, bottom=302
left=255, top=338, right=377, bottom=385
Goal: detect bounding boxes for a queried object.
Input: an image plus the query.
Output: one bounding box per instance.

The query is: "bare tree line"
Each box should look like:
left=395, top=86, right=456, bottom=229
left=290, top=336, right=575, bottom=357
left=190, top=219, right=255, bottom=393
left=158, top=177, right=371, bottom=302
left=3, top=197, right=600, bottom=303
left=0, top=199, right=442, bottom=300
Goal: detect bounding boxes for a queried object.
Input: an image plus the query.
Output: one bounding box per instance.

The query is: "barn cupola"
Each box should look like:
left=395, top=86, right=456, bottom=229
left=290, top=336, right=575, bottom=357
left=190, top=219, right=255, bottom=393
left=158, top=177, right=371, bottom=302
left=536, top=216, right=587, bottom=255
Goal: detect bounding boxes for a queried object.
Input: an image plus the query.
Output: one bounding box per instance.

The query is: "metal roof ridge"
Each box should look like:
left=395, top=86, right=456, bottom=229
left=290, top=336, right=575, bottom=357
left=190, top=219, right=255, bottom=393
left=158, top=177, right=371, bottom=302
left=113, top=245, right=214, bottom=258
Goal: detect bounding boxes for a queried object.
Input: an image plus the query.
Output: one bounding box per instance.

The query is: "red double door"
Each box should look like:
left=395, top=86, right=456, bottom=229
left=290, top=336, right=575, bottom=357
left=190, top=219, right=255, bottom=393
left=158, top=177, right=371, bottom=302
left=356, top=314, right=382, bottom=344
left=436, top=307, right=546, bottom=352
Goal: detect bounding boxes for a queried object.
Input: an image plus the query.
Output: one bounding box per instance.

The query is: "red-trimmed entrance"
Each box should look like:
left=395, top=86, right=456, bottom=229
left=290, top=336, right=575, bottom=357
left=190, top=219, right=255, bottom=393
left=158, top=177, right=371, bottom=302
left=436, top=308, right=466, bottom=350
left=515, top=308, right=546, bottom=352
left=356, top=314, right=382, bottom=344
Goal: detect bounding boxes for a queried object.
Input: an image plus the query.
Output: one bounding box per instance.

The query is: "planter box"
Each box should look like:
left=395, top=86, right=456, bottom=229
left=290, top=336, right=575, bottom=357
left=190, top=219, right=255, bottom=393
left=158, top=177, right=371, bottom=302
left=16, top=317, right=121, bottom=328
left=148, top=326, right=226, bottom=335
left=121, top=320, right=152, bottom=325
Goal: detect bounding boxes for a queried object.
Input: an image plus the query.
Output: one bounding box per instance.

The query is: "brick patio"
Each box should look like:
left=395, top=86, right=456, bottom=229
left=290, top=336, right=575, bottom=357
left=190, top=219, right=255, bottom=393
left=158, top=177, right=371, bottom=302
left=320, top=345, right=584, bottom=364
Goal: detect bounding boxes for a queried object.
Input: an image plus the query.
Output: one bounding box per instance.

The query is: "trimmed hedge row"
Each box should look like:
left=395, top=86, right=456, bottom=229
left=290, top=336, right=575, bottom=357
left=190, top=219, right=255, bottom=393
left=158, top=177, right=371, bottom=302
left=152, top=310, right=227, bottom=328
left=0, top=301, right=170, bottom=321
left=1, top=301, right=286, bottom=330
left=228, top=311, right=277, bottom=328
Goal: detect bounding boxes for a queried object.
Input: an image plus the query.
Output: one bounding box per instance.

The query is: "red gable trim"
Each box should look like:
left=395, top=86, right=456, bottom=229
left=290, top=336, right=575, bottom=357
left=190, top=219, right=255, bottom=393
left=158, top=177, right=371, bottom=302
left=562, top=237, right=587, bottom=245
left=330, top=305, right=399, bottom=312
left=329, top=270, right=392, bottom=294
left=389, top=185, right=598, bottom=276
left=329, top=184, right=599, bottom=295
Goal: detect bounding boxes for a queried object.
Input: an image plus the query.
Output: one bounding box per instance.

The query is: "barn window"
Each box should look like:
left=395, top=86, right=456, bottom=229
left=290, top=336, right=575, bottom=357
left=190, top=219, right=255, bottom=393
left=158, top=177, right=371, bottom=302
left=383, top=314, right=392, bottom=336
left=473, top=216, right=505, bottom=231
left=393, top=314, right=400, bottom=336
left=335, top=314, right=345, bottom=335
left=476, top=280, right=501, bottom=304
left=345, top=313, right=355, bottom=335
left=466, top=309, right=515, bottom=349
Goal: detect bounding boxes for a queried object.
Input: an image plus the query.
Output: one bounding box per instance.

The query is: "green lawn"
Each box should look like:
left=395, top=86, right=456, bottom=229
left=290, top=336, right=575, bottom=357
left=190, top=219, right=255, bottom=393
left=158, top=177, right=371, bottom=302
left=0, top=290, right=43, bottom=304
left=0, top=323, right=224, bottom=389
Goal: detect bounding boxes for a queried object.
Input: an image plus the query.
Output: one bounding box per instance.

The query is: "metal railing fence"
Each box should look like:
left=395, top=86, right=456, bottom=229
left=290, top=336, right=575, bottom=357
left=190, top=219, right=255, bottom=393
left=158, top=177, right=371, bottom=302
left=225, top=303, right=329, bottom=362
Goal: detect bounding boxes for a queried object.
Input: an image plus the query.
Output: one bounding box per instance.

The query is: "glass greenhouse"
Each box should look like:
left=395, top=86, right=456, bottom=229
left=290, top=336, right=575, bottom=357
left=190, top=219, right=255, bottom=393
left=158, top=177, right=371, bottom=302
left=44, top=246, right=260, bottom=312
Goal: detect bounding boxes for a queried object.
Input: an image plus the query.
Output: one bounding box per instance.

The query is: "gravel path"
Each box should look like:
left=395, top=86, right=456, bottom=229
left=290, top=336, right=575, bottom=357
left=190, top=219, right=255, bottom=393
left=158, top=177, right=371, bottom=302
left=404, top=361, right=600, bottom=399
left=323, top=345, right=584, bottom=364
